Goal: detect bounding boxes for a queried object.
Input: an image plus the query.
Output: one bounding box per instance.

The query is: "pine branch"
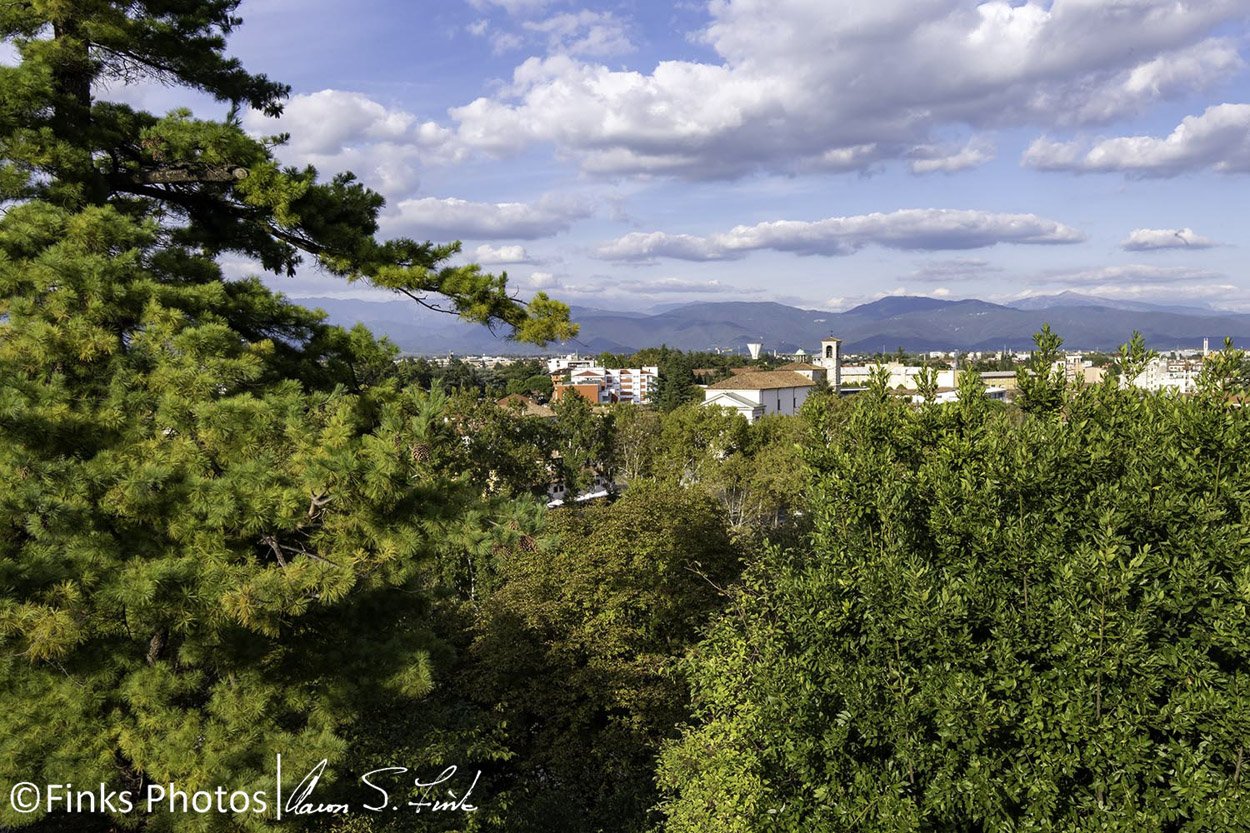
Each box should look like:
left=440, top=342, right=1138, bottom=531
left=145, top=630, right=166, bottom=667
left=259, top=534, right=287, bottom=567
left=115, top=165, right=249, bottom=185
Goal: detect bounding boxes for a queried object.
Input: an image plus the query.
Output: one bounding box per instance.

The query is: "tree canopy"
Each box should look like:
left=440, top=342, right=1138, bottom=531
left=658, top=366, right=1250, bottom=832
left=0, top=4, right=571, bottom=830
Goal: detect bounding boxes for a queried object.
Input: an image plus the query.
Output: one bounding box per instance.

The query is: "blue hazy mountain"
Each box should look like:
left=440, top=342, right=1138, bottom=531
left=292, top=295, right=1250, bottom=355
left=1005, top=291, right=1222, bottom=317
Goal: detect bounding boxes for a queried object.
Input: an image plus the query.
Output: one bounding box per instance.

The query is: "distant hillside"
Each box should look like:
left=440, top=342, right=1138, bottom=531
left=1006, top=291, right=1222, bottom=317
left=290, top=294, right=1250, bottom=355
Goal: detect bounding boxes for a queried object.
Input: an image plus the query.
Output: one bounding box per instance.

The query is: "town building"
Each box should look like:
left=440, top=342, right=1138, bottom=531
left=1130, top=357, right=1203, bottom=393
left=546, top=353, right=598, bottom=375
left=840, top=362, right=927, bottom=390
left=702, top=371, right=816, bottom=422
left=910, top=386, right=1008, bottom=404
left=776, top=362, right=828, bottom=383
left=979, top=370, right=1019, bottom=391
left=554, top=366, right=659, bottom=404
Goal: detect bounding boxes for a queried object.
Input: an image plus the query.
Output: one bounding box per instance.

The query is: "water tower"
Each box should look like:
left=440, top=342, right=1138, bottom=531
left=747, top=342, right=762, bottom=360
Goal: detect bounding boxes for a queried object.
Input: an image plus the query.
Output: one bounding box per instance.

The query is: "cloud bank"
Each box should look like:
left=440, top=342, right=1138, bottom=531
left=596, top=209, right=1086, bottom=261
left=1024, top=103, right=1250, bottom=176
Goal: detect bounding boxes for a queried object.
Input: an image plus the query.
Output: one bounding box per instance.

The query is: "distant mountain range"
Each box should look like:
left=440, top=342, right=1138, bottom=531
left=1003, top=291, right=1224, bottom=317
left=291, top=293, right=1250, bottom=355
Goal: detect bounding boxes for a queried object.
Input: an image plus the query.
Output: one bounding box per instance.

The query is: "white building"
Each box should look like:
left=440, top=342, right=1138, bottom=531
left=776, top=362, right=828, bottom=383
left=1130, top=357, right=1202, bottom=393
left=560, top=366, right=659, bottom=404
left=547, top=471, right=616, bottom=507
left=547, top=353, right=597, bottom=375
left=702, top=371, right=815, bottom=422
left=839, top=362, right=959, bottom=391
left=910, top=387, right=1008, bottom=404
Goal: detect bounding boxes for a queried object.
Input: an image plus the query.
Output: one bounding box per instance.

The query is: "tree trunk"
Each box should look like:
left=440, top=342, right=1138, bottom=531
left=51, top=17, right=93, bottom=142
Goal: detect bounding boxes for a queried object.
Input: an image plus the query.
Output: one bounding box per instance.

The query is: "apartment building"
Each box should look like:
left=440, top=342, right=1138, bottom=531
left=554, top=366, right=659, bottom=404
left=1130, top=357, right=1203, bottom=393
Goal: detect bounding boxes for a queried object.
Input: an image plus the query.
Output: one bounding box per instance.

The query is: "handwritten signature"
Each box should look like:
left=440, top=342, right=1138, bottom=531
left=282, top=758, right=479, bottom=817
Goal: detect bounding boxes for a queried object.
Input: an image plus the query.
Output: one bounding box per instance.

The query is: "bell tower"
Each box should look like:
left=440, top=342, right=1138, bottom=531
left=819, top=336, right=842, bottom=391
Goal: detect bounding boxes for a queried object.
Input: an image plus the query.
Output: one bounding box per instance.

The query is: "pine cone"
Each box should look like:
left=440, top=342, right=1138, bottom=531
left=409, top=443, right=431, bottom=462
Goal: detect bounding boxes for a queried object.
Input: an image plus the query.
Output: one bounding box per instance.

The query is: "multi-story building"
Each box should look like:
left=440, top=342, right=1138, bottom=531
left=546, top=353, right=598, bottom=375
left=1045, top=354, right=1107, bottom=386
left=1130, top=357, right=1203, bottom=393
left=554, top=366, right=659, bottom=404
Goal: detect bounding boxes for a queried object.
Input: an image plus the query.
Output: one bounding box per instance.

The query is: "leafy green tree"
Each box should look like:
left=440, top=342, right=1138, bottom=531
left=1015, top=323, right=1066, bottom=413
left=1108, top=330, right=1156, bottom=388
left=612, top=403, right=663, bottom=482
left=465, top=483, right=744, bottom=833
left=0, top=4, right=572, bottom=830
left=0, top=2, right=575, bottom=342
left=393, top=356, right=436, bottom=390
left=712, top=415, right=808, bottom=538
left=914, top=365, right=939, bottom=403
left=1198, top=337, right=1250, bottom=395
left=551, top=391, right=615, bottom=495
left=448, top=392, right=558, bottom=499
left=433, top=357, right=487, bottom=394
left=652, top=404, right=749, bottom=489
left=522, top=373, right=554, bottom=398
left=659, top=331, right=1250, bottom=833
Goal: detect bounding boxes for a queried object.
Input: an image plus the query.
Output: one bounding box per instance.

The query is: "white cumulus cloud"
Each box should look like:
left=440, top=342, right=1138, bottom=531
left=1023, top=103, right=1250, bottom=176
left=470, top=244, right=534, bottom=264
left=382, top=194, right=593, bottom=240
left=595, top=209, right=1086, bottom=262
left=523, top=10, right=633, bottom=57
left=908, top=139, right=996, bottom=174
left=1121, top=228, right=1218, bottom=251
left=526, top=271, right=560, bottom=288
left=243, top=90, right=463, bottom=195
left=439, top=0, right=1246, bottom=178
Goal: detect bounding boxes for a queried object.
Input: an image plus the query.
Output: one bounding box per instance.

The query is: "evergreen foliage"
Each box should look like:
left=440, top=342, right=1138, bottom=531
left=0, top=4, right=571, bottom=830
left=0, top=0, right=575, bottom=344
left=650, top=346, right=699, bottom=412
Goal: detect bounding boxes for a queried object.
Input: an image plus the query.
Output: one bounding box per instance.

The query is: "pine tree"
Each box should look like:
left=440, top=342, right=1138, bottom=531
left=0, top=4, right=572, bottom=830
left=651, top=346, right=697, bottom=412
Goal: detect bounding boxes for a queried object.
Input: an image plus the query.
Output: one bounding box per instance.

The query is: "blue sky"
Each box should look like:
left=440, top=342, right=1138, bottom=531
left=109, top=2, right=1250, bottom=311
